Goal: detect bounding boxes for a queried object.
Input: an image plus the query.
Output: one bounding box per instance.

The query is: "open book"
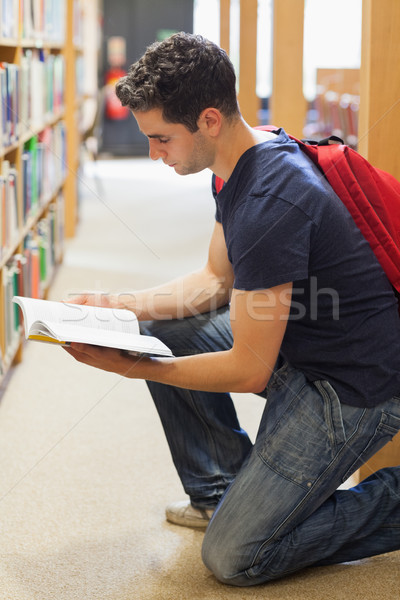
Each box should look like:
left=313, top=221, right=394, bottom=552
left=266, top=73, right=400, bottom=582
left=13, top=296, right=173, bottom=357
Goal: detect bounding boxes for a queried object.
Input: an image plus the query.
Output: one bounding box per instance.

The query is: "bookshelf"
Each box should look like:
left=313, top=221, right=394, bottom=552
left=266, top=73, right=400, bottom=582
left=0, top=0, right=94, bottom=380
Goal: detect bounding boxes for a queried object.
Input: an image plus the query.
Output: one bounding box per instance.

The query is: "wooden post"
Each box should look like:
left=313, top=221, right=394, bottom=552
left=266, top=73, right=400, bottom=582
left=238, top=0, right=259, bottom=126
left=270, top=0, right=307, bottom=137
left=358, top=0, right=400, bottom=179
left=220, top=0, right=230, bottom=55
left=357, top=0, right=400, bottom=481
left=359, top=438, right=400, bottom=482
left=63, top=0, right=79, bottom=237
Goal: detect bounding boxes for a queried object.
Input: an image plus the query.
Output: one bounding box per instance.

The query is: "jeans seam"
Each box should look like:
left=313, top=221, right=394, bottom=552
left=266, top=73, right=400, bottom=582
left=341, top=412, right=392, bottom=483
left=257, top=452, right=308, bottom=490
left=183, top=388, right=238, bottom=493
left=314, top=380, right=341, bottom=454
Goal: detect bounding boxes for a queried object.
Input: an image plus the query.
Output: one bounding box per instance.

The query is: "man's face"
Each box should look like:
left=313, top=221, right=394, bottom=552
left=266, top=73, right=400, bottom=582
left=133, top=108, right=216, bottom=176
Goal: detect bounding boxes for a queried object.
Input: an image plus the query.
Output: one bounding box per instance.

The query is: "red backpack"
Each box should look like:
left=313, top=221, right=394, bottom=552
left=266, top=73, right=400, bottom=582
left=214, top=126, right=400, bottom=308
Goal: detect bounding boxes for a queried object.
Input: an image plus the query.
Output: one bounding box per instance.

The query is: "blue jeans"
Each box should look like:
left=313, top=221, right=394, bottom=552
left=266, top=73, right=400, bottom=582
left=141, top=306, right=400, bottom=586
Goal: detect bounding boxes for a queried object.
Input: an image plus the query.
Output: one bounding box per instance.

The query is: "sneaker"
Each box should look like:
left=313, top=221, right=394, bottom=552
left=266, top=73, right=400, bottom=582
left=165, top=499, right=214, bottom=529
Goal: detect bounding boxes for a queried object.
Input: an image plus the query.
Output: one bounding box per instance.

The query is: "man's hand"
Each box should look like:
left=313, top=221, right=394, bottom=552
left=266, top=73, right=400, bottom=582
left=62, top=282, right=292, bottom=394
left=65, top=292, right=117, bottom=309
left=64, top=342, right=146, bottom=376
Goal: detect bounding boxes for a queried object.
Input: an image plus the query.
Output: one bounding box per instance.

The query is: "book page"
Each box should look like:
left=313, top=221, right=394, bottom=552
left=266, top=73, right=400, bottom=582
left=46, top=323, right=172, bottom=356
left=14, top=297, right=140, bottom=337
left=13, top=296, right=173, bottom=356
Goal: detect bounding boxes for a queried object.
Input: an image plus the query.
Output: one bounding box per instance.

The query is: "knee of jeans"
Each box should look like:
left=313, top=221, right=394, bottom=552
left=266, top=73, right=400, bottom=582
left=202, top=522, right=285, bottom=586
left=139, top=319, right=161, bottom=338
left=139, top=319, right=184, bottom=352
left=201, top=527, right=251, bottom=586
left=202, top=539, right=239, bottom=585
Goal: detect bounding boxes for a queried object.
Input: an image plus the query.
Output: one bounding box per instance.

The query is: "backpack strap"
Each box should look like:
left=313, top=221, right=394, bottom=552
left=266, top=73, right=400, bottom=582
left=313, top=143, right=400, bottom=293
left=293, top=134, right=400, bottom=294
left=302, top=135, right=344, bottom=146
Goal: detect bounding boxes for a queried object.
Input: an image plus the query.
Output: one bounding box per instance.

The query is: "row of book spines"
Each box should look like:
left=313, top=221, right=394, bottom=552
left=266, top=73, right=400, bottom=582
left=1, top=0, right=67, bottom=44
left=0, top=122, right=67, bottom=258
left=0, top=51, right=65, bottom=149
left=22, top=123, right=67, bottom=220
left=2, top=191, right=64, bottom=362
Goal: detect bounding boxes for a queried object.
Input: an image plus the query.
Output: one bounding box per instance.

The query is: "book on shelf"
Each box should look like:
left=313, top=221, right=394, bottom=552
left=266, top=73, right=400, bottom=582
left=0, top=190, right=64, bottom=358
left=0, top=62, right=19, bottom=147
left=21, top=0, right=35, bottom=40
left=23, top=202, right=62, bottom=299
left=13, top=296, right=174, bottom=357
left=0, top=35, right=66, bottom=155
left=23, top=136, right=38, bottom=215
left=21, top=124, right=66, bottom=220
left=0, top=64, right=5, bottom=149
left=0, top=61, right=19, bottom=148
left=23, top=234, right=40, bottom=298
left=30, top=49, right=45, bottom=129
left=3, top=259, right=21, bottom=359
left=19, top=51, right=31, bottom=135
left=1, top=0, right=19, bottom=40
left=0, top=160, right=19, bottom=256
left=1, top=0, right=67, bottom=44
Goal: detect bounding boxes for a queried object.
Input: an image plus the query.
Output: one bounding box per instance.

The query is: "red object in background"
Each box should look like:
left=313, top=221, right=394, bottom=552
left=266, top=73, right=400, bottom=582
left=105, top=67, right=130, bottom=120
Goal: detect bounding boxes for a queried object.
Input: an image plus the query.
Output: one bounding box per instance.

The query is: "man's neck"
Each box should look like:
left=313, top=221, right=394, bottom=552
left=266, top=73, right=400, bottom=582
left=212, top=118, right=276, bottom=182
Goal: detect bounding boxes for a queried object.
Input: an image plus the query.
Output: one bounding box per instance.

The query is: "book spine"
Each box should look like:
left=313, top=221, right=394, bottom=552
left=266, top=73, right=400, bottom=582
left=37, top=218, right=48, bottom=289
left=0, top=160, right=19, bottom=252
left=23, top=135, right=38, bottom=214
left=4, top=64, right=12, bottom=145
left=54, top=189, right=64, bottom=262
left=0, top=65, right=7, bottom=148
left=0, top=64, right=3, bottom=151
left=0, top=175, right=4, bottom=258
left=1, top=0, right=20, bottom=40
left=2, top=259, right=21, bottom=360
left=19, top=53, right=30, bottom=137
left=24, top=233, right=40, bottom=298
left=21, top=197, right=63, bottom=298
left=21, top=48, right=65, bottom=132
left=7, top=164, right=19, bottom=247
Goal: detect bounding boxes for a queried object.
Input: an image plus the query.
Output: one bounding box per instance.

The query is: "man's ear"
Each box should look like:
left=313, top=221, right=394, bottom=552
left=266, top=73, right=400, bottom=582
left=197, top=108, right=222, bottom=137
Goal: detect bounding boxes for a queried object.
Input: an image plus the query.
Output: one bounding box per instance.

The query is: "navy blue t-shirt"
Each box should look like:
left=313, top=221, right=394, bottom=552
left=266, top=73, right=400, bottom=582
left=214, top=129, right=400, bottom=407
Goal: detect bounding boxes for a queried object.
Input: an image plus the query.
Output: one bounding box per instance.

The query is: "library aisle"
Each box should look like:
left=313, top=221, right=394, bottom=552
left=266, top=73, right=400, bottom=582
left=0, top=158, right=398, bottom=599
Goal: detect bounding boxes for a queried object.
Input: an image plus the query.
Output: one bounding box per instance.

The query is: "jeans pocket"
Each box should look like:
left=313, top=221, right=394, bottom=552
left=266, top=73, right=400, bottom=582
left=341, top=409, right=400, bottom=483
left=257, top=378, right=347, bottom=489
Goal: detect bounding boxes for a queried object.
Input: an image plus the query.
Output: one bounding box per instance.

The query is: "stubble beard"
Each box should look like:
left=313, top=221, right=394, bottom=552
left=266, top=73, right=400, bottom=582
left=177, top=130, right=215, bottom=176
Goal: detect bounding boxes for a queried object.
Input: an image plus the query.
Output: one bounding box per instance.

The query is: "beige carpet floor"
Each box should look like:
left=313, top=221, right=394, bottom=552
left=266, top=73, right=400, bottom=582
left=0, top=157, right=398, bottom=599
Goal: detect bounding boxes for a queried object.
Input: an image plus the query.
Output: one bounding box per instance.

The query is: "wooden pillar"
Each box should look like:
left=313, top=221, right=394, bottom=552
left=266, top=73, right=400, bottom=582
left=270, top=0, right=307, bottom=138
left=238, top=0, right=259, bottom=126
left=359, top=438, right=400, bottom=482
left=357, top=0, right=400, bottom=481
left=220, top=0, right=230, bottom=55
left=63, top=0, right=79, bottom=237
left=358, top=0, right=400, bottom=180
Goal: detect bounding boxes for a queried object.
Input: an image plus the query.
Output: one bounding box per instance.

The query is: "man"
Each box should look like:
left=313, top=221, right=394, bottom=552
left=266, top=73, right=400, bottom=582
left=66, top=33, right=400, bottom=586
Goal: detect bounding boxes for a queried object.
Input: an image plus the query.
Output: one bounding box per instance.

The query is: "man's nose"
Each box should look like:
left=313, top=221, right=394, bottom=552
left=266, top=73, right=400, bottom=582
left=148, top=140, right=165, bottom=161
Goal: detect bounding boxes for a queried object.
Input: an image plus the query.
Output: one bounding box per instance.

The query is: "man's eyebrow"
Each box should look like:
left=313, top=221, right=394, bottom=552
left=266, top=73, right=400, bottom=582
left=146, top=134, right=168, bottom=139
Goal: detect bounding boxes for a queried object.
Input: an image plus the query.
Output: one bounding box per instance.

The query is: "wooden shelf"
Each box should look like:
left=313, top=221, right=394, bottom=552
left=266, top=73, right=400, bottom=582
left=0, top=111, right=66, bottom=159
left=0, top=0, right=97, bottom=383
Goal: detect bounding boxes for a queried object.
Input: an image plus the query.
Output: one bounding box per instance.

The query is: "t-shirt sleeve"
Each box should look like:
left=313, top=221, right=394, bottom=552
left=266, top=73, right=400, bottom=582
left=229, top=195, right=314, bottom=290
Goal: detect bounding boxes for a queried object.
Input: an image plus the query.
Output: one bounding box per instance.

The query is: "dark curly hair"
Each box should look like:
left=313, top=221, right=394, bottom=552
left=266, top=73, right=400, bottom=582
left=115, top=32, right=240, bottom=132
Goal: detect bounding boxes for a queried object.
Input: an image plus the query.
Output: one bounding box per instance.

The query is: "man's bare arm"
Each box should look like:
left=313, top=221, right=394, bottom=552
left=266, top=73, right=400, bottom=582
left=66, top=282, right=292, bottom=394
left=70, top=221, right=234, bottom=321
